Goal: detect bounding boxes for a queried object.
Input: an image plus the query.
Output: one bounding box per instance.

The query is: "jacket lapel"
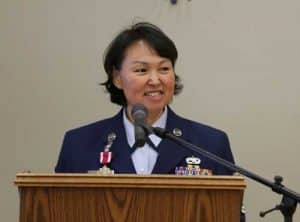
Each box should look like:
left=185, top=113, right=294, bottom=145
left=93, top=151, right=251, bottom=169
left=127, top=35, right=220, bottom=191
left=102, top=110, right=136, bottom=174
left=152, top=107, right=190, bottom=174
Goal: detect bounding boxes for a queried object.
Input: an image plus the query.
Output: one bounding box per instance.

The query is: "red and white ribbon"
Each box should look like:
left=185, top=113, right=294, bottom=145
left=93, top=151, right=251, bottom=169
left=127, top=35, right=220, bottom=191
left=99, top=151, right=112, bottom=165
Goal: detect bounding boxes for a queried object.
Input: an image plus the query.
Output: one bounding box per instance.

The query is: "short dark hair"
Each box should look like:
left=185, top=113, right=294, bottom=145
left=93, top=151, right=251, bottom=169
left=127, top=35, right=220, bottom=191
left=101, top=22, right=183, bottom=106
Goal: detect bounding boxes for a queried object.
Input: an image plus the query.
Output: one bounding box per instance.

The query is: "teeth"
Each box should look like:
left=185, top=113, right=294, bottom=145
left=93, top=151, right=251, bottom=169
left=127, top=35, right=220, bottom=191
left=146, top=91, right=161, bottom=96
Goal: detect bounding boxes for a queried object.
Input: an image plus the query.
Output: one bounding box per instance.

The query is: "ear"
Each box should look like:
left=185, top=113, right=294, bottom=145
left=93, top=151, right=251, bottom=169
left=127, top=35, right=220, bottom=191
left=112, top=69, right=122, bottom=89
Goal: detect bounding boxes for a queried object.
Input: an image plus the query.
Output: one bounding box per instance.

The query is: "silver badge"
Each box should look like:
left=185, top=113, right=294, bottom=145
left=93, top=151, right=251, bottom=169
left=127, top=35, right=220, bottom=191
left=108, top=132, right=116, bottom=142
left=172, top=128, right=182, bottom=137
left=185, top=156, right=201, bottom=165
left=105, top=132, right=116, bottom=151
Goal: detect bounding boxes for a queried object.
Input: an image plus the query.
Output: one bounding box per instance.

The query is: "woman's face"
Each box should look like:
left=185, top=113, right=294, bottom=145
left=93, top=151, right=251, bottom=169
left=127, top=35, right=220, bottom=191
left=113, top=40, right=175, bottom=123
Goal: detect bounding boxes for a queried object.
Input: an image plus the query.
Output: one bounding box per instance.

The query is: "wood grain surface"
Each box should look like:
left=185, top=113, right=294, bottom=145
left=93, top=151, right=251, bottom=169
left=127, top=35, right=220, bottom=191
left=16, top=173, right=245, bottom=222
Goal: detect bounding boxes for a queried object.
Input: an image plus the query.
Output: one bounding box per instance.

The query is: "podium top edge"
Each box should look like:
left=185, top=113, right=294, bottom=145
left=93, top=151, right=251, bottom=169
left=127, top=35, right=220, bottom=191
left=15, top=173, right=246, bottom=190
left=15, top=172, right=245, bottom=179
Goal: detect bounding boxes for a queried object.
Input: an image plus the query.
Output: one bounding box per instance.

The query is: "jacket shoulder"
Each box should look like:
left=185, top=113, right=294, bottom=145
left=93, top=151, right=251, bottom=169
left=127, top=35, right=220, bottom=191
left=187, top=119, right=227, bottom=137
left=170, top=110, right=227, bottom=138
left=55, top=111, right=122, bottom=173
left=65, top=111, right=121, bottom=138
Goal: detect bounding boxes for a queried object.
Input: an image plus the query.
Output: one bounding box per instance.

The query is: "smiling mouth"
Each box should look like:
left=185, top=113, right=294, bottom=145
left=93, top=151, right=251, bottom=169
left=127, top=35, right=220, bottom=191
left=144, top=91, right=163, bottom=96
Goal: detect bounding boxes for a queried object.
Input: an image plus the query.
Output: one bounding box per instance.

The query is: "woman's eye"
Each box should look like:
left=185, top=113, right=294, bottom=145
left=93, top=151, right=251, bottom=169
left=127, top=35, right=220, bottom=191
left=134, top=68, right=147, bottom=73
left=160, top=67, right=171, bottom=72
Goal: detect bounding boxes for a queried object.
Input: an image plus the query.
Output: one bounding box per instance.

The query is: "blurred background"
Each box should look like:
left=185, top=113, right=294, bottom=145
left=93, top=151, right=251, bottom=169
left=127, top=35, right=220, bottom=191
left=1, top=0, right=299, bottom=221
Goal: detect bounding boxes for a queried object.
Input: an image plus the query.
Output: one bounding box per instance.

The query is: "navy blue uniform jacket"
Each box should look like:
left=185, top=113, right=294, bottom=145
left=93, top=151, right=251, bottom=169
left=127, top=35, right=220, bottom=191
left=55, top=107, right=235, bottom=175
left=55, top=108, right=246, bottom=222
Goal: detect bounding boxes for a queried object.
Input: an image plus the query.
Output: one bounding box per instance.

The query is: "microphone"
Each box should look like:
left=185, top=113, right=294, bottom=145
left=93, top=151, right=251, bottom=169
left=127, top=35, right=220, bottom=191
left=131, top=104, right=148, bottom=147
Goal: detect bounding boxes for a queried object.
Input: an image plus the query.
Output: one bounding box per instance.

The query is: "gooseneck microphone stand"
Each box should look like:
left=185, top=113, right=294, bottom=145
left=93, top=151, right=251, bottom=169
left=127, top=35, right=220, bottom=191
left=140, top=124, right=300, bottom=222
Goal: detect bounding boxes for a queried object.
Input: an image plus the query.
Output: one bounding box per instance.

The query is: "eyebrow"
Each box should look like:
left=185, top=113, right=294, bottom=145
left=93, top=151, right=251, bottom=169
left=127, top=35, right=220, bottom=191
left=131, top=59, right=171, bottom=65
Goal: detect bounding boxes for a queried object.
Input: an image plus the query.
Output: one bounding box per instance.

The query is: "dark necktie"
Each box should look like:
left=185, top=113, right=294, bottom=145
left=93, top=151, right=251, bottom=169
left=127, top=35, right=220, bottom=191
left=131, top=137, right=157, bottom=154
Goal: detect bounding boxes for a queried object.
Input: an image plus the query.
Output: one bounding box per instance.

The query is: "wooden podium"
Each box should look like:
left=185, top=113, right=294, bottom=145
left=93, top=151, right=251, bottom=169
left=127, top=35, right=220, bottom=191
left=15, top=173, right=246, bottom=222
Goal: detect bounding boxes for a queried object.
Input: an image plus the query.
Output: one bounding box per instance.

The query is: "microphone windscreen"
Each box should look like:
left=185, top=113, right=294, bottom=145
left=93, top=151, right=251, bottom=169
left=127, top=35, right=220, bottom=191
left=131, top=104, right=148, bottom=124
left=131, top=104, right=148, bottom=147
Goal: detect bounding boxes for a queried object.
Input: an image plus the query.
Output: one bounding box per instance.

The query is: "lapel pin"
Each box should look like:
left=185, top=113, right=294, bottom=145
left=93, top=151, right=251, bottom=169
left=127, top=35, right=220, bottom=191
left=105, top=132, right=116, bottom=151
left=108, top=132, right=116, bottom=143
left=172, top=128, right=182, bottom=137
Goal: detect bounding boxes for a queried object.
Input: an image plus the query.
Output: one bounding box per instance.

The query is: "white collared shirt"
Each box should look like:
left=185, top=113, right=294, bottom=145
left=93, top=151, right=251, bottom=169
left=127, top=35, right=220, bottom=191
left=123, top=107, right=168, bottom=174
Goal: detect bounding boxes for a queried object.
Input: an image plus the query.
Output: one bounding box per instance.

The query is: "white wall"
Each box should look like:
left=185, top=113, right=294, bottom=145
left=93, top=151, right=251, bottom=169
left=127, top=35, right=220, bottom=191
left=1, top=1, right=299, bottom=221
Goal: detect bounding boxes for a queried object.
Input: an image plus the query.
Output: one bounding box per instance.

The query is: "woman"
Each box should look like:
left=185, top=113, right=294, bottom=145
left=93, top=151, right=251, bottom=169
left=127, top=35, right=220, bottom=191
left=55, top=22, right=235, bottom=175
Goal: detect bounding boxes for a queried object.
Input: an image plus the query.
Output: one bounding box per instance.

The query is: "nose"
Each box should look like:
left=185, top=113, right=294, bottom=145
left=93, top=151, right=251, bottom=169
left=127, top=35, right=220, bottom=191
left=148, top=70, right=160, bottom=85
